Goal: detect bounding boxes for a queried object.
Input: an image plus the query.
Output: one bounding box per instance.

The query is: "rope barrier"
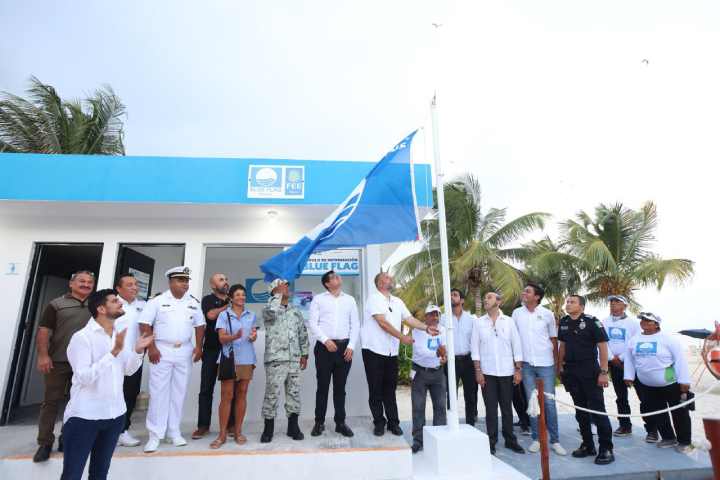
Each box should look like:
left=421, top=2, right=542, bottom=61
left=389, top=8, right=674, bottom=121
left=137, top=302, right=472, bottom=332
left=527, top=381, right=720, bottom=418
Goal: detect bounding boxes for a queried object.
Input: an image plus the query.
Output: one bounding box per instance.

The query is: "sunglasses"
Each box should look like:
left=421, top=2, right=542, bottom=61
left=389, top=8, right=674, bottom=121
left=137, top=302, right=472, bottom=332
left=71, top=270, right=95, bottom=280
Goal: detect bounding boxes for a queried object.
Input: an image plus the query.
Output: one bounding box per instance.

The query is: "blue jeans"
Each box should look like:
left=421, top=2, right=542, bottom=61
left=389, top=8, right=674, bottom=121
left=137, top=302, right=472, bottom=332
left=522, top=363, right=559, bottom=444
left=61, top=415, right=124, bottom=480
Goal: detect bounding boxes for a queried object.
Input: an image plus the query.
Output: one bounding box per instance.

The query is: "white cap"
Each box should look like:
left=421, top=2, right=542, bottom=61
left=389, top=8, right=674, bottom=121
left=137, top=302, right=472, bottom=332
left=638, top=312, right=662, bottom=324
left=165, top=266, right=191, bottom=279
left=268, top=278, right=288, bottom=294
left=425, top=304, right=441, bottom=314
left=608, top=294, right=629, bottom=305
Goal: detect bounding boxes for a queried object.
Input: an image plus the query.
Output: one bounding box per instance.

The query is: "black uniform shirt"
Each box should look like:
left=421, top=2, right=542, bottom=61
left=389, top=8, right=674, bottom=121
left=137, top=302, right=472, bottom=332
left=558, top=313, right=609, bottom=366
left=201, top=293, right=229, bottom=352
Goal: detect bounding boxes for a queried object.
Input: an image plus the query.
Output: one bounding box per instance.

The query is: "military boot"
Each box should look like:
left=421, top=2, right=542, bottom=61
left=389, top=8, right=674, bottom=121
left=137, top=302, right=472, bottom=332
left=260, top=418, right=274, bottom=443
left=286, top=413, right=304, bottom=440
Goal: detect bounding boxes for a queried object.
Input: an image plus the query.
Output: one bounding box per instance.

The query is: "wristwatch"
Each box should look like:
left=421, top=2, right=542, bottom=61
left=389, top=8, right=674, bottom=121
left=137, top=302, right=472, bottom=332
left=599, top=369, right=609, bottom=375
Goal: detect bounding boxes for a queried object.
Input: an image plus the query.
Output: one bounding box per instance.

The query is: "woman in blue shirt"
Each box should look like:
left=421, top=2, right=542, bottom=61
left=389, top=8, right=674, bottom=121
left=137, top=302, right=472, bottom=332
left=210, top=284, right=257, bottom=448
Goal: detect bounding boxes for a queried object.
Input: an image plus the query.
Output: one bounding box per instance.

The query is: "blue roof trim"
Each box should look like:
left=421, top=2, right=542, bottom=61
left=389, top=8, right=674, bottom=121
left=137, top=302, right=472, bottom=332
left=0, top=153, right=433, bottom=207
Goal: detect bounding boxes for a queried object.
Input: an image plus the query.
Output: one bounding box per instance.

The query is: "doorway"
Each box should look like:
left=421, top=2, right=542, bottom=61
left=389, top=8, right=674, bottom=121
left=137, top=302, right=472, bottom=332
left=1, top=243, right=103, bottom=425
left=114, top=244, right=185, bottom=300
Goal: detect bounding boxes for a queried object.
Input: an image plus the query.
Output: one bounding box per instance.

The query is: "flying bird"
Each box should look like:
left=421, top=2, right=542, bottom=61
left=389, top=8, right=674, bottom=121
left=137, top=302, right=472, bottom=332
left=432, top=23, right=443, bottom=28
left=642, top=59, right=649, bottom=65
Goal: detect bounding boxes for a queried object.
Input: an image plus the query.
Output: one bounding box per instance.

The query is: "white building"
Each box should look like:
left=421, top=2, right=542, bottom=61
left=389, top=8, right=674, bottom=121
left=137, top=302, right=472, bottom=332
left=0, top=152, right=432, bottom=427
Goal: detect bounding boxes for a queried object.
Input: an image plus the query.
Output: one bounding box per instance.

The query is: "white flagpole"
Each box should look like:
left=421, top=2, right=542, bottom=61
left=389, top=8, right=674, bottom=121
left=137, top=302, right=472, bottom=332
left=430, top=92, right=459, bottom=430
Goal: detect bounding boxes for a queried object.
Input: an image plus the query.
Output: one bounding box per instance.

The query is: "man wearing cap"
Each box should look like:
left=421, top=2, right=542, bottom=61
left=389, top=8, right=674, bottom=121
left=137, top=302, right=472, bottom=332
left=602, top=294, right=644, bottom=438
left=138, top=267, right=205, bottom=453
left=558, top=295, right=614, bottom=465
left=361, top=272, right=438, bottom=437
left=410, top=304, right=447, bottom=453
left=260, top=278, right=309, bottom=443
left=306, top=270, right=359, bottom=438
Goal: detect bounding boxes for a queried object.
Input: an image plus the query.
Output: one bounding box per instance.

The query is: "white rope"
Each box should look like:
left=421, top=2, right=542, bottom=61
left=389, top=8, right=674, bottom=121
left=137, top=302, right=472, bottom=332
left=527, top=381, right=720, bottom=418
left=420, top=126, right=439, bottom=307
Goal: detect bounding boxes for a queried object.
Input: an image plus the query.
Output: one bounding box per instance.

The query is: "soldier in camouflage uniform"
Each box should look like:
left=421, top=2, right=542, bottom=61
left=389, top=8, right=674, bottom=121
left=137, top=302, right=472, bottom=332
left=260, top=278, right=309, bottom=443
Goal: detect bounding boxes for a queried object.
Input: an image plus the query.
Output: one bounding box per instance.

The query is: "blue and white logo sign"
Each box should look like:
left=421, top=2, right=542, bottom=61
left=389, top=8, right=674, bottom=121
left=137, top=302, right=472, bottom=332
left=245, top=278, right=271, bottom=304
left=635, top=341, right=658, bottom=357
left=248, top=165, right=305, bottom=199
left=608, top=327, right=626, bottom=341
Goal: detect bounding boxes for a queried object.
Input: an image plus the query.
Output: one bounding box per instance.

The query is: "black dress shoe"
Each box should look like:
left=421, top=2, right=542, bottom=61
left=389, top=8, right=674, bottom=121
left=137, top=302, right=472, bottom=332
left=311, top=422, right=325, bottom=437
left=594, top=450, right=615, bottom=465
left=572, top=444, right=597, bottom=458
left=411, top=442, right=423, bottom=454
left=335, top=423, right=354, bottom=437
left=57, top=435, right=64, bottom=452
left=505, top=441, right=525, bottom=454
left=33, top=445, right=52, bottom=463
left=490, top=444, right=496, bottom=455
left=388, top=424, right=403, bottom=436
left=373, top=425, right=385, bottom=436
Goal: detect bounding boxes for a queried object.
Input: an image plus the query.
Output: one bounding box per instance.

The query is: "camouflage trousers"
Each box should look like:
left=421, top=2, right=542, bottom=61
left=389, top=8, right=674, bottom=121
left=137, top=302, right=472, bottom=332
left=262, top=361, right=302, bottom=419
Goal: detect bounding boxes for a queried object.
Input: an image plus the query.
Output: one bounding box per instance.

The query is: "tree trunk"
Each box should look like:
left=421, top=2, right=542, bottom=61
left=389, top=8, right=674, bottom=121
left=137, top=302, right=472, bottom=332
left=474, top=284, right=483, bottom=315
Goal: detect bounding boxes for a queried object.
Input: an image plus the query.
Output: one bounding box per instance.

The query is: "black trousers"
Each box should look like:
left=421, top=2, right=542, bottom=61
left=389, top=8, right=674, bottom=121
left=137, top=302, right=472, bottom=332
left=635, top=380, right=691, bottom=445
left=314, top=340, right=352, bottom=423
left=444, top=354, right=478, bottom=424
left=122, top=363, right=142, bottom=431
left=609, top=363, right=633, bottom=429
left=197, top=349, right=234, bottom=429
left=562, top=367, right=613, bottom=451
left=481, top=375, right=517, bottom=445
left=512, top=381, right=531, bottom=429
left=362, top=349, right=399, bottom=428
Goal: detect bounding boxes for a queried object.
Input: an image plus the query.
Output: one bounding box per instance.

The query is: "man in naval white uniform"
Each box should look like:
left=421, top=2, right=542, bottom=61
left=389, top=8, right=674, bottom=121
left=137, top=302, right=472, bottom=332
left=138, top=266, right=205, bottom=453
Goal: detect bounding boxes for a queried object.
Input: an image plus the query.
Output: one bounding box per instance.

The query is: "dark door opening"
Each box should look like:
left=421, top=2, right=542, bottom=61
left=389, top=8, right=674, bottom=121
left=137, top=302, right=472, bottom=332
left=113, top=244, right=185, bottom=300
left=1, top=243, right=103, bottom=425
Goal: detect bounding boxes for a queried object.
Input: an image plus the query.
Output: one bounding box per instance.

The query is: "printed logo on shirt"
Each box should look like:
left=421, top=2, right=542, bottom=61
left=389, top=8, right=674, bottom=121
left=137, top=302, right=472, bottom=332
left=427, top=337, right=441, bottom=351
left=608, top=327, right=626, bottom=341
left=635, top=341, right=658, bottom=356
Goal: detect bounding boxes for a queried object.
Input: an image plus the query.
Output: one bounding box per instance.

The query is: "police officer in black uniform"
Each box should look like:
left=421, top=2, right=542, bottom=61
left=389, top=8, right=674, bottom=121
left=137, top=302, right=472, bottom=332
left=558, top=294, right=614, bottom=465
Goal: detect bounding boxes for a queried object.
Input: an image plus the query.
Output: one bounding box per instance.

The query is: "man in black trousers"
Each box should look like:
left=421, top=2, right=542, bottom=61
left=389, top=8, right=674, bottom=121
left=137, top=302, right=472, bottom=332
left=192, top=273, right=234, bottom=439
left=306, top=271, right=359, bottom=437
left=444, top=288, right=478, bottom=426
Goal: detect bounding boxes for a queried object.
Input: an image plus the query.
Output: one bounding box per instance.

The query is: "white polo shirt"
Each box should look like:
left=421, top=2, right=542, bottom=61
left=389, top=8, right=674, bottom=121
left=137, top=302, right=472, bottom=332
left=307, top=291, right=360, bottom=350
left=115, top=296, right=146, bottom=356
left=138, top=290, right=205, bottom=346
left=361, top=291, right=412, bottom=356
left=64, top=319, right=143, bottom=422
left=443, top=310, right=475, bottom=355
left=602, top=314, right=641, bottom=361
left=471, top=313, right=523, bottom=377
left=512, top=305, right=557, bottom=367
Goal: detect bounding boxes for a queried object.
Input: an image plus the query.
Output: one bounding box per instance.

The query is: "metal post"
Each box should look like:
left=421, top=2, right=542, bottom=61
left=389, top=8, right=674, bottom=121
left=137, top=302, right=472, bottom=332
left=430, top=93, right=459, bottom=430
left=536, top=378, right=551, bottom=480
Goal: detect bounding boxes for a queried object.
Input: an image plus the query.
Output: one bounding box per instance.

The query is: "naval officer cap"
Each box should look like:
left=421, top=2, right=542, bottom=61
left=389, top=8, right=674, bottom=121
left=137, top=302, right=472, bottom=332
left=608, top=294, right=629, bottom=305
left=166, top=266, right=192, bottom=279
left=268, top=278, right=288, bottom=294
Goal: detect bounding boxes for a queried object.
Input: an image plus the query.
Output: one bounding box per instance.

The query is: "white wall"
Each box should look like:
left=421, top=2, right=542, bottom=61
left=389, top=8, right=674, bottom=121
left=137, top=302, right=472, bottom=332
left=0, top=202, right=381, bottom=427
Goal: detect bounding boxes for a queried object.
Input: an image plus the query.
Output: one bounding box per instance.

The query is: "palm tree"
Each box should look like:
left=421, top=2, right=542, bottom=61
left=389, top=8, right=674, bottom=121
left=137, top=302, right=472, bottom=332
left=522, top=236, right=583, bottom=320
left=0, top=76, right=125, bottom=154
left=560, top=202, right=694, bottom=309
left=394, top=174, right=550, bottom=314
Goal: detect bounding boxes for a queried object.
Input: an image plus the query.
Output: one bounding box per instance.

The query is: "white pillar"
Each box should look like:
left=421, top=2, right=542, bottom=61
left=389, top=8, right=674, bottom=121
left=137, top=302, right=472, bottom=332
left=96, top=240, right=118, bottom=289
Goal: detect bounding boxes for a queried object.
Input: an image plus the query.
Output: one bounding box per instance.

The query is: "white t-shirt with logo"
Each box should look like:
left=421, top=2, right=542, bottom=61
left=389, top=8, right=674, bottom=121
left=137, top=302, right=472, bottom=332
left=602, top=314, right=641, bottom=361
left=624, top=332, right=691, bottom=387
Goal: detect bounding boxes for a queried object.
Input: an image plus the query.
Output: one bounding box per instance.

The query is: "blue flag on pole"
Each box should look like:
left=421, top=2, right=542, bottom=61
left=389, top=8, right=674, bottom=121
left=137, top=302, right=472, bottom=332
left=260, top=130, right=420, bottom=281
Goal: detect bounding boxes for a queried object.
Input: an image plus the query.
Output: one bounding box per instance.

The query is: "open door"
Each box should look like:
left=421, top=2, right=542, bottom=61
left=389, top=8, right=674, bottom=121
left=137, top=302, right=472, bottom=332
left=116, top=247, right=156, bottom=300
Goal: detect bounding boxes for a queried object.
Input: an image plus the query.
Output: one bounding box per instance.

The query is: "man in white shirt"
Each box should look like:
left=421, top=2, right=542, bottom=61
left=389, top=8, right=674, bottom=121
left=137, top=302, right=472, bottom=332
left=472, top=292, right=525, bottom=455
left=361, top=272, right=437, bottom=436
left=410, top=305, right=447, bottom=453
left=443, top=288, right=478, bottom=426
left=114, top=273, right=147, bottom=447
left=61, top=289, right=153, bottom=480
left=513, top=282, right=566, bottom=455
left=307, top=270, right=359, bottom=438
left=602, top=294, right=647, bottom=438
left=138, top=266, right=206, bottom=453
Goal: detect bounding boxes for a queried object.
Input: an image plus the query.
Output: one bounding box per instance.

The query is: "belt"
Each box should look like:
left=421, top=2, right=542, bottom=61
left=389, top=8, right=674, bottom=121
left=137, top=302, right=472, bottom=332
left=455, top=353, right=471, bottom=358
left=412, top=362, right=442, bottom=372
left=157, top=340, right=189, bottom=349
left=331, top=338, right=349, bottom=344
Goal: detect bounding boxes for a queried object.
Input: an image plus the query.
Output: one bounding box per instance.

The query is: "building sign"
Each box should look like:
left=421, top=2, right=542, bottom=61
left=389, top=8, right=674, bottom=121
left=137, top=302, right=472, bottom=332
left=129, top=267, right=151, bottom=300
left=248, top=165, right=305, bottom=199
left=302, top=250, right=360, bottom=276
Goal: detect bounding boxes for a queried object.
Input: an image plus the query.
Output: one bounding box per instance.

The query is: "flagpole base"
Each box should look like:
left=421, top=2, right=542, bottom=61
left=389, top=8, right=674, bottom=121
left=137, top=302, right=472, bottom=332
left=423, top=425, right=491, bottom=476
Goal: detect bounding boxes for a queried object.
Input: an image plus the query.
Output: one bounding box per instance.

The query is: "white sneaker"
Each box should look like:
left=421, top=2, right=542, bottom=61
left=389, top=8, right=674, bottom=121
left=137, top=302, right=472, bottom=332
left=144, top=436, right=160, bottom=453
left=118, top=431, right=141, bottom=447
left=171, top=436, right=187, bottom=447
left=528, top=441, right=540, bottom=453
left=551, top=443, right=567, bottom=456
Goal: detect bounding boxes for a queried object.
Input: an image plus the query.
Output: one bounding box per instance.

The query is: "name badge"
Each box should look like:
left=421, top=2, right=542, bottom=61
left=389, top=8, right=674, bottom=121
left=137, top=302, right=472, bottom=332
left=579, top=321, right=586, bottom=330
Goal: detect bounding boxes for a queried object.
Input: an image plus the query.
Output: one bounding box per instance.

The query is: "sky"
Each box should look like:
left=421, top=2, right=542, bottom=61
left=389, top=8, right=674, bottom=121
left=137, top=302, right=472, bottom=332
left=1, top=0, right=719, bottom=336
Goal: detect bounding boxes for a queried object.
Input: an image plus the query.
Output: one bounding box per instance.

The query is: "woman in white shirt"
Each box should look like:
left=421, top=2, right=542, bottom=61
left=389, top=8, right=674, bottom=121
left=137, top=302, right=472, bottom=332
left=624, top=312, right=692, bottom=453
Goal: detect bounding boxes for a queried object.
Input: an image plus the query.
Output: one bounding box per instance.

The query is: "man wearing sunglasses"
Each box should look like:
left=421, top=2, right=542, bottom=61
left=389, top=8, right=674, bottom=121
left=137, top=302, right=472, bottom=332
left=33, top=270, right=95, bottom=463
